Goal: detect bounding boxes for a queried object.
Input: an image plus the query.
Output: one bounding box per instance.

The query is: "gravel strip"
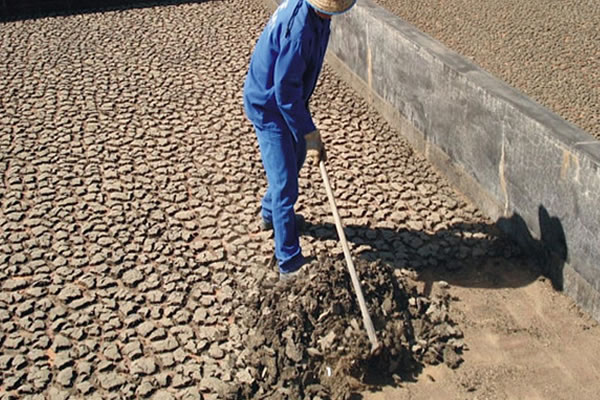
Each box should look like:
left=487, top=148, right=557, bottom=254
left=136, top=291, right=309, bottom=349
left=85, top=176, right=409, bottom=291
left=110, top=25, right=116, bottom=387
left=372, top=0, right=600, bottom=139
left=0, top=0, right=519, bottom=397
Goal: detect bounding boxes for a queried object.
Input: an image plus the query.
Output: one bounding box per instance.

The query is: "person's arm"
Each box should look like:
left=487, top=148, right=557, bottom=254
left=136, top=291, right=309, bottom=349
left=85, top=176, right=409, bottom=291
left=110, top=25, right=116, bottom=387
left=273, top=39, right=316, bottom=139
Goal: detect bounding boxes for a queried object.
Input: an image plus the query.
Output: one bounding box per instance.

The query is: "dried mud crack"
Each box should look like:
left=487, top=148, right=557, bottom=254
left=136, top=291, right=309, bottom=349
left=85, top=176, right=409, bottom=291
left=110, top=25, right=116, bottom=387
left=237, top=256, right=464, bottom=399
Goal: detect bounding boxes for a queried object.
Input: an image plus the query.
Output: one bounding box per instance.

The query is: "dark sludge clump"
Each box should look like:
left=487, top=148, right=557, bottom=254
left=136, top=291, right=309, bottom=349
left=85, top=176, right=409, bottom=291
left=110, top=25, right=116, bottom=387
left=236, top=255, right=465, bottom=400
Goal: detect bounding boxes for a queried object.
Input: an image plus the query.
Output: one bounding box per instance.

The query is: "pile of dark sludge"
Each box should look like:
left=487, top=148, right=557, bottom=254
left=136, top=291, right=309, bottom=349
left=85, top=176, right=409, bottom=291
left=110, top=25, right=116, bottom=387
left=233, top=255, right=465, bottom=399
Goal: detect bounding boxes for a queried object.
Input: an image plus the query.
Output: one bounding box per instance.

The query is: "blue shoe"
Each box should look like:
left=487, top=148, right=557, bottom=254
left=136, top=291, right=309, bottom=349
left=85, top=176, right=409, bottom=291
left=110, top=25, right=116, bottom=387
left=279, top=255, right=315, bottom=282
left=261, top=214, right=306, bottom=232
left=279, top=267, right=304, bottom=282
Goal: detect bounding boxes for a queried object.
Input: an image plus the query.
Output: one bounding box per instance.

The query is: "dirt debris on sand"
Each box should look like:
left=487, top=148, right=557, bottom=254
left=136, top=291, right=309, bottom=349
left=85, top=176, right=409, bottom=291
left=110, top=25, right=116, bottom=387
left=236, top=255, right=465, bottom=399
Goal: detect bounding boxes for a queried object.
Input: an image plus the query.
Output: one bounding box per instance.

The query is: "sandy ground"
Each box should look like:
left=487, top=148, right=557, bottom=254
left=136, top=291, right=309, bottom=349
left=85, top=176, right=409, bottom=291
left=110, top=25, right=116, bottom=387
left=363, top=257, right=600, bottom=400
left=373, top=0, right=600, bottom=139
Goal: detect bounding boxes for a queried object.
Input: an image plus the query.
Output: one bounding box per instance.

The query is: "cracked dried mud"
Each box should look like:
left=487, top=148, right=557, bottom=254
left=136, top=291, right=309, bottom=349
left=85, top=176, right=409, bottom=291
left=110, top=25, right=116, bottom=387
left=1, top=0, right=600, bottom=399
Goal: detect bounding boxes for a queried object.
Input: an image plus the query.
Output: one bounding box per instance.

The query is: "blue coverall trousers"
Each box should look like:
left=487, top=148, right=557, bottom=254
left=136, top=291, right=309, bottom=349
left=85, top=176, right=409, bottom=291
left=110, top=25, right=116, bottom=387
left=254, top=123, right=307, bottom=273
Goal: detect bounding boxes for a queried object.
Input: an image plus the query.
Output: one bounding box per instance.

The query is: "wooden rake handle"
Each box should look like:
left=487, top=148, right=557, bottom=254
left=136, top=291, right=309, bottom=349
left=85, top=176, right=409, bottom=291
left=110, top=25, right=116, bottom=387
left=318, top=160, right=380, bottom=352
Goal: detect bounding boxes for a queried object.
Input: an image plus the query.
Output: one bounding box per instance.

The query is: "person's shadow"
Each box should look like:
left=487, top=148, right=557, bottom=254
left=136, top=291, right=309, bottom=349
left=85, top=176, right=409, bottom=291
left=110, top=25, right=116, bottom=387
left=496, top=205, right=568, bottom=291
left=303, top=204, right=567, bottom=295
left=303, top=205, right=567, bottom=398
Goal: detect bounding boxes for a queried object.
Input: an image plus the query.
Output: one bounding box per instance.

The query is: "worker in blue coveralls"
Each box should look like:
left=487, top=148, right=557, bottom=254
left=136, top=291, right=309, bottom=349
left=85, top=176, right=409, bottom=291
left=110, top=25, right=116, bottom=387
left=243, top=0, right=356, bottom=280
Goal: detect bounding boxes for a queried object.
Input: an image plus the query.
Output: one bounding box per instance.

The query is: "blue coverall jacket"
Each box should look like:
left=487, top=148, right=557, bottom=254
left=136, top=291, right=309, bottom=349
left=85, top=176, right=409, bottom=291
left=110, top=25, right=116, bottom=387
left=243, top=0, right=330, bottom=273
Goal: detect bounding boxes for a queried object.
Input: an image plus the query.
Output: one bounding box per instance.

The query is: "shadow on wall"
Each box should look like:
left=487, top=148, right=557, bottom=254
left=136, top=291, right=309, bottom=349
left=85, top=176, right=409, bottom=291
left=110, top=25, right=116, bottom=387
left=497, top=205, right=568, bottom=291
left=304, top=205, right=567, bottom=292
left=0, top=0, right=212, bottom=21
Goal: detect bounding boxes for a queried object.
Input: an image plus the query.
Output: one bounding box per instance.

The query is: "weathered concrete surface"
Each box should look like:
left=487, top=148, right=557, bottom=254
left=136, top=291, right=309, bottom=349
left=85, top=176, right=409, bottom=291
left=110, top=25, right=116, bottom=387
left=319, top=0, right=600, bottom=320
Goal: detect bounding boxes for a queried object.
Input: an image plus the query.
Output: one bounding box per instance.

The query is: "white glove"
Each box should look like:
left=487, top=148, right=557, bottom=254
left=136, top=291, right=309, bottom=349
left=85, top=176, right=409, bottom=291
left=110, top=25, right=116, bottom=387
left=305, top=130, right=326, bottom=164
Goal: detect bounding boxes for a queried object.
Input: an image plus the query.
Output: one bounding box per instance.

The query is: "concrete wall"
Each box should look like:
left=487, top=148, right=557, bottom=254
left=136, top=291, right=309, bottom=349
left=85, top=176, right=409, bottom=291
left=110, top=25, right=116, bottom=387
left=265, top=0, right=600, bottom=321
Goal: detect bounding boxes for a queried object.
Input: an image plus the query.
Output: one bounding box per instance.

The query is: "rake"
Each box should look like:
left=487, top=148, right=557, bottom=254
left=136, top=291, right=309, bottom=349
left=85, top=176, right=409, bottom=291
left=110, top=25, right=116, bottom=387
left=319, top=159, right=381, bottom=354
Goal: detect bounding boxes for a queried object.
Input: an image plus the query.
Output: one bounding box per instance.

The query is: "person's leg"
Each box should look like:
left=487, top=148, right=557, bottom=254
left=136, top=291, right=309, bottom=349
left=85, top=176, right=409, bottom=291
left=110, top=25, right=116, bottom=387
left=255, top=125, right=304, bottom=273
left=295, top=132, right=307, bottom=177
left=262, top=132, right=306, bottom=229
left=261, top=187, right=273, bottom=224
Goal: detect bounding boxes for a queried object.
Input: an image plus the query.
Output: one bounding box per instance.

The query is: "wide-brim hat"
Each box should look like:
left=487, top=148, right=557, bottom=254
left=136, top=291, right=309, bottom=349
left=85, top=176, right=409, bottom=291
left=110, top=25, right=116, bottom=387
left=306, top=0, right=357, bottom=15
